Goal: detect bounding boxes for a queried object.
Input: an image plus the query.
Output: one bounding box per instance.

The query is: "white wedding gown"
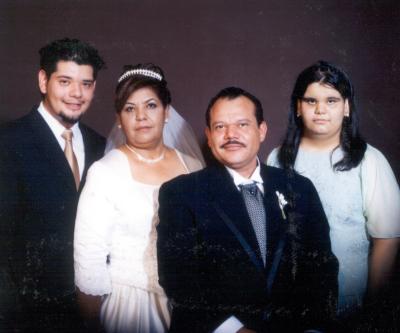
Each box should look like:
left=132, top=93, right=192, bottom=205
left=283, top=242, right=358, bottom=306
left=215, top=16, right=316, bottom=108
left=74, top=149, right=202, bottom=333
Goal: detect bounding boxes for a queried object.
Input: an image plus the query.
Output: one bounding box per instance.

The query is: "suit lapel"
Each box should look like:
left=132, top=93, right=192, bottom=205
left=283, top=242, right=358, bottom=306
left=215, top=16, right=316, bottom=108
left=27, top=109, right=77, bottom=192
left=261, top=165, right=288, bottom=291
left=208, top=166, right=265, bottom=271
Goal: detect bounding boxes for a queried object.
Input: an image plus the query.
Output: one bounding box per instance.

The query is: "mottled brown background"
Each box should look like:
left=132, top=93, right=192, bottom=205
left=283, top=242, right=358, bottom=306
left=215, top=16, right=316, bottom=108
left=1, top=1, right=399, bottom=330
left=0, top=0, right=399, bottom=178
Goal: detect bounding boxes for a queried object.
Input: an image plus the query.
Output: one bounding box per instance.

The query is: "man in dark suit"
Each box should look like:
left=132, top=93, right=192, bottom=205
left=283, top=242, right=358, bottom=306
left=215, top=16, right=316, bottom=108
left=157, top=87, right=338, bottom=332
left=0, top=38, right=106, bottom=332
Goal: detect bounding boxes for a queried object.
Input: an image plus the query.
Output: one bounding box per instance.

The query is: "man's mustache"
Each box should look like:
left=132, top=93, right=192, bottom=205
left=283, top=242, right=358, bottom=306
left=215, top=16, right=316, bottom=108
left=220, top=140, right=246, bottom=149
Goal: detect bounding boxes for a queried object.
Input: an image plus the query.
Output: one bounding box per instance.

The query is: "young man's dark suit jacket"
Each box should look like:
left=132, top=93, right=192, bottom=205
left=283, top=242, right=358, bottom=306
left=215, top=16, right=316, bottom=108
left=157, top=163, right=338, bottom=333
left=0, top=108, right=105, bottom=331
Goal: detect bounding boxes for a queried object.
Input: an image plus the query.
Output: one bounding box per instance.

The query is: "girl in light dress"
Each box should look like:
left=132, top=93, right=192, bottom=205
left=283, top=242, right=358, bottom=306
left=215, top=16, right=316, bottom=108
left=74, top=63, right=203, bottom=333
left=267, top=61, right=400, bottom=328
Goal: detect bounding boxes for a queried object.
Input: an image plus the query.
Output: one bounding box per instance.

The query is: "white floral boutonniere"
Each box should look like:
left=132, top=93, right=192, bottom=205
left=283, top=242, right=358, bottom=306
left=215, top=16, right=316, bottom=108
left=275, top=191, right=288, bottom=220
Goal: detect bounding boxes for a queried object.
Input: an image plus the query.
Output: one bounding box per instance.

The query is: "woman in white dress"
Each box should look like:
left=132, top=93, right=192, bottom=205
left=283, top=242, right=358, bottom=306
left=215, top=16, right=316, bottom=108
left=74, top=63, right=203, bottom=333
left=267, top=61, right=400, bottom=326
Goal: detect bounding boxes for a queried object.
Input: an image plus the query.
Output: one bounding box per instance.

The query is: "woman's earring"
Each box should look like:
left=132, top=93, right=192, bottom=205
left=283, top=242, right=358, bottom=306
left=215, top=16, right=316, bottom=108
left=165, top=119, right=169, bottom=123
left=118, top=124, right=122, bottom=129
left=296, top=113, right=301, bottom=117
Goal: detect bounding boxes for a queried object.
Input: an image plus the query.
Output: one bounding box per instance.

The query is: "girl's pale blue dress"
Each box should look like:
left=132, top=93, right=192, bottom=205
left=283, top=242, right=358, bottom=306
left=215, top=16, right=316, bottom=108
left=267, top=144, right=400, bottom=315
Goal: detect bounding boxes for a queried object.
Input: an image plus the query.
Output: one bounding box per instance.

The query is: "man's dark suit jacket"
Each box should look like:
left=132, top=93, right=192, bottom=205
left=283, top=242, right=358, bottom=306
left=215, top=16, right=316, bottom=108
left=157, top=163, right=338, bottom=333
left=0, top=108, right=105, bottom=331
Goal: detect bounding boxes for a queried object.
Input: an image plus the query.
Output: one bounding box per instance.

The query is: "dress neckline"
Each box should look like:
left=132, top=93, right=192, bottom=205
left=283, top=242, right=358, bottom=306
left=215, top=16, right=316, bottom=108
left=114, top=148, right=188, bottom=187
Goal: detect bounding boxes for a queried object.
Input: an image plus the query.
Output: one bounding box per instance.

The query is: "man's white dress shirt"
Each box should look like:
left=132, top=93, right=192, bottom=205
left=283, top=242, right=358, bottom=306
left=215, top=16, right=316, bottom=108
left=213, top=160, right=264, bottom=333
left=38, top=102, right=85, bottom=178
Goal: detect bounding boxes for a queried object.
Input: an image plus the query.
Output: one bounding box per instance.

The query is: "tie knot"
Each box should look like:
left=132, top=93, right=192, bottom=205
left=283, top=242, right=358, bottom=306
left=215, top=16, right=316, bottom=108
left=62, top=129, right=73, bottom=142
left=240, top=182, right=258, bottom=196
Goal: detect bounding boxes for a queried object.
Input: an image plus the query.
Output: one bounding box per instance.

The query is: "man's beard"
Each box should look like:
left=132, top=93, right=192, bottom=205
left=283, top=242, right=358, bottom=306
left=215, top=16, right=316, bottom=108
left=59, top=111, right=83, bottom=125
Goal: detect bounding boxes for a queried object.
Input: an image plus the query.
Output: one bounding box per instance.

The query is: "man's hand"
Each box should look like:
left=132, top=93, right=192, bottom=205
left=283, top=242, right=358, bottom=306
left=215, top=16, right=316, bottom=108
left=237, top=328, right=257, bottom=333
left=76, top=288, right=105, bottom=332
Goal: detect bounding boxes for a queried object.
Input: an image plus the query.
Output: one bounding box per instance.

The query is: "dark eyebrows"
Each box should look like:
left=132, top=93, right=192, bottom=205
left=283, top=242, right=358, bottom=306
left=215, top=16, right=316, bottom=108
left=301, top=96, right=342, bottom=101
left=211, top=118, right=251, bottom=126
left=55, top=75, right=94, bottom=83
left=210, top=121, right=223, bottom=127
left=236, top=118, right=251, bottom=123
left=124, top=98, right=159, bottom=108
left=55, top=75, right=72, bottom=80
left=144, top=98, right=157, bottom=104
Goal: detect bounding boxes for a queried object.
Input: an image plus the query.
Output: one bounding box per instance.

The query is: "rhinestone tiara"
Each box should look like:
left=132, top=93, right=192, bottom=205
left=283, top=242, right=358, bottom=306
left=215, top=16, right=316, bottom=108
left=117, top=69, right=163, bottom=83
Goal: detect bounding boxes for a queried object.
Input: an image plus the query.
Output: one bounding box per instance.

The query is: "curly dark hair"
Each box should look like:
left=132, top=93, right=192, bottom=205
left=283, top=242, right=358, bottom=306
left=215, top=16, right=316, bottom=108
left=39, top=38, right=106, bottom=79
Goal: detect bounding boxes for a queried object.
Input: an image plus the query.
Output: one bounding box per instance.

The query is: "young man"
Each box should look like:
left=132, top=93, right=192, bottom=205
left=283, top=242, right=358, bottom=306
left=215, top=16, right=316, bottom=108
left=157, top=87, right=338, bottom=332
left=0, top=38, right=106, bottom=332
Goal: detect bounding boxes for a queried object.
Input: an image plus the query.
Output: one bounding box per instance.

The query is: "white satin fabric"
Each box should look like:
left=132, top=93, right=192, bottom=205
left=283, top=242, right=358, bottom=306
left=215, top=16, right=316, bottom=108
left=101, top=283, right=171, bottom=333
left=74, top=149, right=203, bottom=333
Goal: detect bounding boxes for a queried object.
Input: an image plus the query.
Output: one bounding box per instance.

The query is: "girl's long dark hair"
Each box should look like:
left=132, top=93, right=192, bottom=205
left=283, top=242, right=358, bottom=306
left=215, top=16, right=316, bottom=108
left=278, top=60, right=367, bottom=171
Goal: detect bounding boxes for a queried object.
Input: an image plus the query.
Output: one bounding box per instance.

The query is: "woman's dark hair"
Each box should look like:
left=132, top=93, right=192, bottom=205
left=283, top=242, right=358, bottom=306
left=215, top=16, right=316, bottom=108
left=114, top=63, right=171, bottom=113
left=278, top=60, right=367, bottom=171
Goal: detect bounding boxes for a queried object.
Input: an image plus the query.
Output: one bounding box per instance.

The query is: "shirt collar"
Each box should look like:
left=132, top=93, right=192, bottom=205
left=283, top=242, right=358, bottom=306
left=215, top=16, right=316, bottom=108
left=225, top=157, right=263, bottom=187
left=38, top=102, right=80, bottom=137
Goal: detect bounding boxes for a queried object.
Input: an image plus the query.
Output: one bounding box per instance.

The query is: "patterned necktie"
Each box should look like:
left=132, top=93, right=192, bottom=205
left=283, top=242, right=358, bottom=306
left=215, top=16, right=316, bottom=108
left=62, top=129, right=80, bottom=190
left=240, top=182, right=267, bottom=265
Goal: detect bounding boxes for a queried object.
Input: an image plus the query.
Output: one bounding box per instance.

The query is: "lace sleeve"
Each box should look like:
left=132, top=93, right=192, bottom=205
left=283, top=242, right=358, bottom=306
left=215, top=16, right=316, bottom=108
left=74, top=161, right=115, bottom=296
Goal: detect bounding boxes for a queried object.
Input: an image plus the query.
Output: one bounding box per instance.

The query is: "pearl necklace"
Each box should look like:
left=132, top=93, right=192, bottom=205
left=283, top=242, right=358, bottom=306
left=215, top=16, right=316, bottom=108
left=125, top=144, right=165, bottom=164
